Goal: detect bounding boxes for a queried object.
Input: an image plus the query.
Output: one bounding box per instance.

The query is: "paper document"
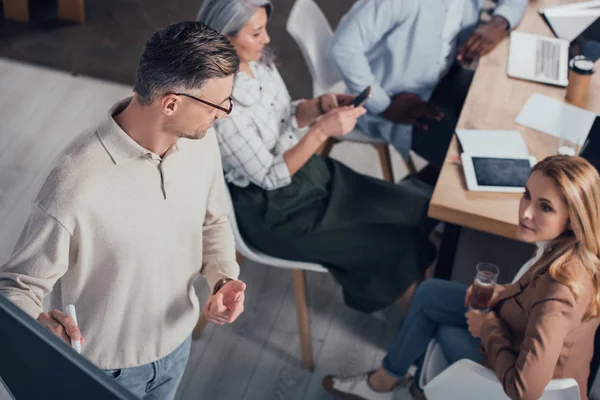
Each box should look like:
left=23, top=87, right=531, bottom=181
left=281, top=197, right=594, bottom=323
left=539, top=1, right=600, bottom=41
left=540, top=1, right=600, bottom=13
left=456, top=130, right=529, bottom=158
left=515, top=93, right=597, bottom=144
left=544, top=14, right=598, bottom=42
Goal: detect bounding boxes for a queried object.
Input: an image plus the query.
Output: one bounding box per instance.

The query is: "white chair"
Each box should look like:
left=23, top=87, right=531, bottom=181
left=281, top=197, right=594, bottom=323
left=419, top=270, right=581, bottom=399
left=193, top=184, right=327, bottom=371
left=422, top=357, right=580, bottom=400
left=285, top=0, right=416, bottom=182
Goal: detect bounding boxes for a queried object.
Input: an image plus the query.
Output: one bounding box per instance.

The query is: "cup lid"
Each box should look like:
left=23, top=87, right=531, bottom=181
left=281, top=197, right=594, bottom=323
left=569, top=55, right=595, bottom=75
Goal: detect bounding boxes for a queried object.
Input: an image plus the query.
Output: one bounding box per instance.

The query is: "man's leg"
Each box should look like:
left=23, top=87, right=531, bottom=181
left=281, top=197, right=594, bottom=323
left=411, top=64, right=474, bottom=179
left=145, top=336, right=192, bottom=400
left=103, top=364, right=154, bottom=398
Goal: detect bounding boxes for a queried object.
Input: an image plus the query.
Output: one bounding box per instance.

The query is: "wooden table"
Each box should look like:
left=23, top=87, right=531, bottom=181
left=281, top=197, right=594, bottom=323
left=429, top=0, right=600, bottom=280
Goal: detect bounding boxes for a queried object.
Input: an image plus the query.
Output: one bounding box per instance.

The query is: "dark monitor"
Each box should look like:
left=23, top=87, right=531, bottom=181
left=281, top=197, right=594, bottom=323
left=579, top=117, right=600, bottom=171
left=0, top=294, right=138, bottom=400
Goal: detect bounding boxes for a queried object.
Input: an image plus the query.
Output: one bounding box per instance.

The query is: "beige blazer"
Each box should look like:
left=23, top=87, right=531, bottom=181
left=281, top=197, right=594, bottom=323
left=480, top=262, right=600, bottom=400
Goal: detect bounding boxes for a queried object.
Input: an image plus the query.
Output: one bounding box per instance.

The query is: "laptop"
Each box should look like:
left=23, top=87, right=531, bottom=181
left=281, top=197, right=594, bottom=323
left=507, top=31, right=570, bottom=87
left=0, top=294, right=138, bottom=400
left=579, top=116, right=600, bottom=170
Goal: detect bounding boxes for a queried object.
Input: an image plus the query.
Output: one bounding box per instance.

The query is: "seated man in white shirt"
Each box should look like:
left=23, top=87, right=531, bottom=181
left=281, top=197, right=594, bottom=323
left=0, top=22, right=246, bottom=400
left=331, top=0, right=527, bottom=183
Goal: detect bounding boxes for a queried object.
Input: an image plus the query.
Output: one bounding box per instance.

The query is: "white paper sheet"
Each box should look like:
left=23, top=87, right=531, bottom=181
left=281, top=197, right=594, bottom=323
left=456, top=130, right=530, bottom=158
left=515, top=93, right=597, bottom=144
left=541, top=1, right=600, bottom=13
left=544, top=14, right=598, bottom=42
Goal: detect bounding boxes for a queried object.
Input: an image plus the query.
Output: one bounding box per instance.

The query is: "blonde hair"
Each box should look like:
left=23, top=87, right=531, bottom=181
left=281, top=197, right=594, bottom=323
left=530, top=155, right=600, bottom=320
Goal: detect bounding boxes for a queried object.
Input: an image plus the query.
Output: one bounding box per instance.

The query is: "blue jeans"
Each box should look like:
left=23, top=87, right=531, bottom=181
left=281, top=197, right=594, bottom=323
left=382, top=279, right=482, bottom=388
left=103, top=336, right=192, bottom=400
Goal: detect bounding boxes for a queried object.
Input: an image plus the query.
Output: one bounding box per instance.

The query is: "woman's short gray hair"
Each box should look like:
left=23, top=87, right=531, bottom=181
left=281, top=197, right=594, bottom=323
left=197, top=0, right=275, bottom=64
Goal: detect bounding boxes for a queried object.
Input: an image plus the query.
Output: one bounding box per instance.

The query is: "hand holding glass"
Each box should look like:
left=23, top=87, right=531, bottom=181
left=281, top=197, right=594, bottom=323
left=469, top=263, right=499, bottom=312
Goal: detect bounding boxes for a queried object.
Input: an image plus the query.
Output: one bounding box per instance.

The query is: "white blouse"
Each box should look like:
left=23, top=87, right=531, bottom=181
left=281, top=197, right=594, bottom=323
left=512, top=241, right=549, bottom=283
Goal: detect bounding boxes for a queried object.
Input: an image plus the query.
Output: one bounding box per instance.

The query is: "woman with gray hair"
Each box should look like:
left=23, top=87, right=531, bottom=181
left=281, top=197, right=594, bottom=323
left=197, top=0, right=437, bottom=316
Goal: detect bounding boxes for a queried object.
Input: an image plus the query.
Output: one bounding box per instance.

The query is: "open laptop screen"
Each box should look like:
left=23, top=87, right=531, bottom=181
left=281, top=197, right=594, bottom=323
left=580, top=116, right=600, bottom=170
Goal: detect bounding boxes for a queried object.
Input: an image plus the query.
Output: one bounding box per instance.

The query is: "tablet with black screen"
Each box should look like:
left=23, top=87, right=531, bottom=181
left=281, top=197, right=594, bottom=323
left=461, top=154, right=536, bottom=192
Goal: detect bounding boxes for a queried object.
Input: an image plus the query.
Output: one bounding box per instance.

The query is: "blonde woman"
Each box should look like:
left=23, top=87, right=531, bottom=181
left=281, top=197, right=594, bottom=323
left=197, top=0, right=437, bottom=315
left=325, top=155, right=600, bottom=400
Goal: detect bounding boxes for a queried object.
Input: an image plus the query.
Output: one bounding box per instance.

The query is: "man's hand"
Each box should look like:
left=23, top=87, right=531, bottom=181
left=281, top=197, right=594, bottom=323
left=37, top=310, right=85, bottom=346
left=381, top=92, right=443, bottom=129
left=203, top=280, right=246, bottom=325
left=457, top=16, right=510, bottom=66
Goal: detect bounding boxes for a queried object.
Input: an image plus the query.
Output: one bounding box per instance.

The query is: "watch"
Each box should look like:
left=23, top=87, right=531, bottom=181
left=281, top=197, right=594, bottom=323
left=212, top=278, right=233, bottom=295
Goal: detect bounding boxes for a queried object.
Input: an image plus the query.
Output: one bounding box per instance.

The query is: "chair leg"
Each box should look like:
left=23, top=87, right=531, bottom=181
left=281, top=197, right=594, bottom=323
left=374, top=144, right=395, bottom=183
left=57, top=0, right=85, bottom=22
left=317, top=137, right=336, bottom=157
left=292, top=269, right=314, bottom=371
left=405, top=153, right=417, bottom=175
left=3, top=0, right=29, bottom=21
left=192, top=311, right=209, bottom=340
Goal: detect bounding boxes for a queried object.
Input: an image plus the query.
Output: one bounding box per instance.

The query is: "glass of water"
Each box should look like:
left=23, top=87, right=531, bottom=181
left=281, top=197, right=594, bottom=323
left=558, top=130, right=581, bottom=156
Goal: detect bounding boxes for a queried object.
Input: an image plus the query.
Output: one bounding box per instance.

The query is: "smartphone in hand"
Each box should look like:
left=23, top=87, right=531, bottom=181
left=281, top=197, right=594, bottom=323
left=350, top=86, right=371, bottom=107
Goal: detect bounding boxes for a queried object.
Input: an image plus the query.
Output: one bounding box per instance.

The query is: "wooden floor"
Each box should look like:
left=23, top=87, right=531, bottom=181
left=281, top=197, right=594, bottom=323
left=1, top=58, right=598, bottom=400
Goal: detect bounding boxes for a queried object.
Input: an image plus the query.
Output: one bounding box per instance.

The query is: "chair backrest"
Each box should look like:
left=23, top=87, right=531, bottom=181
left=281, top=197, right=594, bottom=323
left=286, top=0, right=343, bottom=96
left=223, top=184, right=262, bottom=261
left=424, top=359, right=581, bottom=400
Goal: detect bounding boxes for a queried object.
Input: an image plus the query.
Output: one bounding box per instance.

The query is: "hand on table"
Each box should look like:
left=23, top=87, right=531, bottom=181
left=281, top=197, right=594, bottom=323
left=457, top=16, right=510, bottom=66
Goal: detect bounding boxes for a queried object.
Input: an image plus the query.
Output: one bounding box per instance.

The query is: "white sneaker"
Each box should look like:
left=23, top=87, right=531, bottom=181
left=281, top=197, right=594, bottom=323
left=322, top=373, right=395, bottom=400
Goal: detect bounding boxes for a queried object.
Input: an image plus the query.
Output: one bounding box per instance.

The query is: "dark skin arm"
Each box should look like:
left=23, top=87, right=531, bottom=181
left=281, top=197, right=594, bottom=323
left=457, top=16, right=510, bottom=66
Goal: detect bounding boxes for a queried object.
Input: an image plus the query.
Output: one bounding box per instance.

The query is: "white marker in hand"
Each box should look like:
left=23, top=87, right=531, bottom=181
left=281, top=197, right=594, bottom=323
left=64, top=304, right=82, bottom=354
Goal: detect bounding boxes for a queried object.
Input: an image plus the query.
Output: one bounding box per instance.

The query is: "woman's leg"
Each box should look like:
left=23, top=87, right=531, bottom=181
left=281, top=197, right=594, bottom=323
left=436, top=325, right=482, bottom=365
left=371, top=279, right=470, bottom=390
left=410, top=325, right=482, bottom=394
left=324, top=279, right=471, bottom=400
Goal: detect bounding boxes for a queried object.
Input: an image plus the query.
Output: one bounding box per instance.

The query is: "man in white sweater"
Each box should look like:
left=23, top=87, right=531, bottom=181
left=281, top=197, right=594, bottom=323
left=0, top=22, right=245, bottom=399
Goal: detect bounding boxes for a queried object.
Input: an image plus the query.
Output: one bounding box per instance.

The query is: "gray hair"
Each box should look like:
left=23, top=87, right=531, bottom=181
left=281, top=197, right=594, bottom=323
left=197, top=0, right=275, bottom=64
left=134, top=21, right=240, bottom=105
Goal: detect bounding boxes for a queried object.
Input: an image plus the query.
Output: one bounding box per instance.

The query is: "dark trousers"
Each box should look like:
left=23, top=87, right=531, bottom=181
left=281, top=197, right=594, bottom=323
left=412, top=64, right=474, bottom=174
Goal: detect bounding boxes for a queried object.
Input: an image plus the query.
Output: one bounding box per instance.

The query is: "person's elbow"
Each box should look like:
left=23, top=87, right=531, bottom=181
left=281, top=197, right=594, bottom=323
left=505, top=378, right=546, bottom=400
left=261, top=178, right=290, bottom=191
left=256, top=172, right=291, bottom=191
left=329, top=39, right=349, bottom=75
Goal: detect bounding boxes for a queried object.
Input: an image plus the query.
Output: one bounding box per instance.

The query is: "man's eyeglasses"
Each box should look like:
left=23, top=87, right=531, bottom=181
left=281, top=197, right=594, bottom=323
left=170, top=93, right=233, bottom=114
